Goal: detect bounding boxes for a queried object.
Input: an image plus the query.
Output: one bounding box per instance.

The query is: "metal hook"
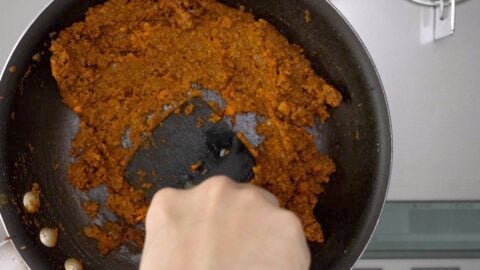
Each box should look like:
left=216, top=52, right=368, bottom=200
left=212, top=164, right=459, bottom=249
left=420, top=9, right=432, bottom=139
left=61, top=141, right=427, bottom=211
left=409, top=0, right=458, bottom=40
left=439, top=0, right=446, bottom=20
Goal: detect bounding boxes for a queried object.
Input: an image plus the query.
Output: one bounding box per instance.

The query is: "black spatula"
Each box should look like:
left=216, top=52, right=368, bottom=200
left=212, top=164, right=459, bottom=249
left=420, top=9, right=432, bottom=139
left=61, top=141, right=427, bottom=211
left=125, top=98, right=255, bottom=199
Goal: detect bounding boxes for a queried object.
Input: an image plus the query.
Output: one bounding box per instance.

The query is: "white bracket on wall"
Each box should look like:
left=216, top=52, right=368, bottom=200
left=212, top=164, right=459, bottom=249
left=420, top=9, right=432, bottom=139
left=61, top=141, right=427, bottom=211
left=410, top=0, right=458, bottom=40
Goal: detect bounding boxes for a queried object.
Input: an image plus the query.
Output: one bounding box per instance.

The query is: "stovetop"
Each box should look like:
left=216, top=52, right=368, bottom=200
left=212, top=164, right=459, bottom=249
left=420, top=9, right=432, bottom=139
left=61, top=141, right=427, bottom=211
left=1, top=0, right=480, bottom=269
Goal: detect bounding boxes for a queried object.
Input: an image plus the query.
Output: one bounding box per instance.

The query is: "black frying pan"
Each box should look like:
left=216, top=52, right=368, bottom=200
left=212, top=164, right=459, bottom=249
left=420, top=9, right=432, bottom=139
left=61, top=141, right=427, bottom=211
left=0, top=0, right=391, bottom=269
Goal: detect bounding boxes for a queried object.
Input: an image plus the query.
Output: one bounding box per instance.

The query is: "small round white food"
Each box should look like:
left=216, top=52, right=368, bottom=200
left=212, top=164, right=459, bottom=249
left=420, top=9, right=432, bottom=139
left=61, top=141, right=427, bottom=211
left=23, top=191, right=40, bottom=213
left=39, top=227, right=58, bottom=248
left=64, top=258, right=83, bottom=270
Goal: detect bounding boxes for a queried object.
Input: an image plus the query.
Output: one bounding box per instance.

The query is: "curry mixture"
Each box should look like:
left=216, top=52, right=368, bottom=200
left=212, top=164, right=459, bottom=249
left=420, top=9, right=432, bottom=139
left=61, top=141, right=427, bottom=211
left=50, top=0, right=341, bottom=254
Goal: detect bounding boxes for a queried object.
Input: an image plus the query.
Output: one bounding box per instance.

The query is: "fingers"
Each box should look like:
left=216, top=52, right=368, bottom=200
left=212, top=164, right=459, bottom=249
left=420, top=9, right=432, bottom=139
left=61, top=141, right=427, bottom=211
left=239, top=184, right=279, bottom=206
left=147, top=175, right=280, bottom=228
left=143, top=175, right=309, bottom=270
left=197, top=175, right=279, bottom=206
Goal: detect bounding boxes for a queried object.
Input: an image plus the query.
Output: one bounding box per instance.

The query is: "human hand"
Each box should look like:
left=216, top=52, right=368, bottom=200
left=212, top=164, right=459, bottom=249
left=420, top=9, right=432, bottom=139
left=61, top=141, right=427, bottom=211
left=140, top=175, right=311, bottom=270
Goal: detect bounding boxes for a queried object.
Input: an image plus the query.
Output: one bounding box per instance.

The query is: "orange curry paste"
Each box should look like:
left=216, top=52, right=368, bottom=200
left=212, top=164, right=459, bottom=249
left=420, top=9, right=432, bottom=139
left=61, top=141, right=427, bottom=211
left=50, top=0, right=341, bottom=254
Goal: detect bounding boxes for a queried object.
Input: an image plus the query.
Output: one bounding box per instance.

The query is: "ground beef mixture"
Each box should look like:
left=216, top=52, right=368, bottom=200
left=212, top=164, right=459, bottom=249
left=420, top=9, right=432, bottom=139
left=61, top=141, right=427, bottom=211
left=50, top=0, right=341, bottom=254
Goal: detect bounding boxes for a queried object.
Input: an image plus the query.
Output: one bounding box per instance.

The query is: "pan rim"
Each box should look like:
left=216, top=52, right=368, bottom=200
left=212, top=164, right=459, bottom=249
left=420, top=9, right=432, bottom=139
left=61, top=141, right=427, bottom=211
left=321, top=0, right=393, bottom=267
left=0, top=0, right=393, bottom=269
left=0, top=0, right=54, bottom=268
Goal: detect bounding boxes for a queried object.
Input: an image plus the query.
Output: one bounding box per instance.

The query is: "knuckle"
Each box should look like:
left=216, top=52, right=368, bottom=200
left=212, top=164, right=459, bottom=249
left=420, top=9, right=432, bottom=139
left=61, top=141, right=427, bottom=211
left=146, top=188, right=178, bottom=227
left=258, top=188, right=279, bottom=206
left=151, top=187, right=177, bottom=206
left=209, top=175, right=234, bottom=187
left=241, top=188, right=264, bottom=203
left=201, top=175, right=234, bottom=194
left=278, top=211, right=304, bottom=234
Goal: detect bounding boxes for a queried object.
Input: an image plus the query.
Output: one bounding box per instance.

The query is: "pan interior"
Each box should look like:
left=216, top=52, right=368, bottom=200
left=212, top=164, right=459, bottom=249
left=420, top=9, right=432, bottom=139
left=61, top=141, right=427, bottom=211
left=0, top=0, right=390, bottom=269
